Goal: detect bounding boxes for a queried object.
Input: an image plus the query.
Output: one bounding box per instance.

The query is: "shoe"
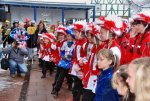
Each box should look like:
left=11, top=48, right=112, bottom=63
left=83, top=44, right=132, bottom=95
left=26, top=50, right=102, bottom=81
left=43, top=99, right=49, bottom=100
left=41, top=75, right=46, bottom=79
left=20, top=73, right=26, bottom=77
left=10, top=74, right=16, bottom=78
left=17, top=73, right=21, bottom=77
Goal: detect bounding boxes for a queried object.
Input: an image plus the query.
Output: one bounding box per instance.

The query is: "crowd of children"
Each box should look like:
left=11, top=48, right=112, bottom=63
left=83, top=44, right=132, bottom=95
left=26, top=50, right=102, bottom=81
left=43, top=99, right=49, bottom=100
left=0, top=11, right=150, bottom=101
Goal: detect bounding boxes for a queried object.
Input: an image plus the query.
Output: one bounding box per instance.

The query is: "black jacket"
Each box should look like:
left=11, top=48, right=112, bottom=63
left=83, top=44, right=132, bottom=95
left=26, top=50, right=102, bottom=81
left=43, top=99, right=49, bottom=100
left=27, top=28, right=47, bottom=48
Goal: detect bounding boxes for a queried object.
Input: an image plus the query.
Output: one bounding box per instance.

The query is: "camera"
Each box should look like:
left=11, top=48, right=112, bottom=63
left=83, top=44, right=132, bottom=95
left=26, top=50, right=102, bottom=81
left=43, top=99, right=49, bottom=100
left=14, top=40, right=19, bottom=46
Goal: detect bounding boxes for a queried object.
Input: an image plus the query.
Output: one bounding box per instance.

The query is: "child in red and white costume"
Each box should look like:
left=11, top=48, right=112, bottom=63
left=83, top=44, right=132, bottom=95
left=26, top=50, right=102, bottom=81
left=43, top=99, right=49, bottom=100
left=81, top=23, right=101, bottom=101
left=127, top=12, right=150, bottom=61
left=52, top=25, right=73, bottom=93
left=91, top=15, right=123, bottom=97
left=51, top=26, right=75, bottom=98
left=116, top=19, right=130, bottom=65
left=125, top=19, right=138, bottom=64
left=38, top=34, right=45, bottom=67
left=69, top=21, right=87, bottom=101
left=39, top=33, right=57, bottom=78
left=96, top=15, right=122, bottom=60
left=55, top=25, right=67, bottom=59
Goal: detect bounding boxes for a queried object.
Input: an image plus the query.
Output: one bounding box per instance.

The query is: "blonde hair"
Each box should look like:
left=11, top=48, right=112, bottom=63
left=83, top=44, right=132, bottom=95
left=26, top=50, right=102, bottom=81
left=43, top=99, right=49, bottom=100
left=112, top=65, right=135, bottom=101
left=112, top=65, right=128, bottom=89
left=130, top=57, right=150, bottom=101
left=97, top=48, right=119, bottom=70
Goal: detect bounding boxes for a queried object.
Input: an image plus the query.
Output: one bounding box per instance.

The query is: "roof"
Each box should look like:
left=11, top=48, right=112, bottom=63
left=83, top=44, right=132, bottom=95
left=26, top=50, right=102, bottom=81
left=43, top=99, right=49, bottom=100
left=0, top=0, right=95, bottom=10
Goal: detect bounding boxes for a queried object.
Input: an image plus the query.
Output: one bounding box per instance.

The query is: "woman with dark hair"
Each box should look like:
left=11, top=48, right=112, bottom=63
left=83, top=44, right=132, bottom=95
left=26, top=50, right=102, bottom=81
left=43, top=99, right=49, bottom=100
left=127, top=13, right=150, bottom=62
left=35, top=20, right=47, bottom=35
left=35, top=20, right=47, bottom=65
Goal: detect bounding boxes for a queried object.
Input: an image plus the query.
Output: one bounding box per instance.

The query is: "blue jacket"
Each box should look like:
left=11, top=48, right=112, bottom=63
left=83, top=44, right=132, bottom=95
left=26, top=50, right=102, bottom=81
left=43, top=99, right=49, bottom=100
left=94, top=67, right=119, bottom=101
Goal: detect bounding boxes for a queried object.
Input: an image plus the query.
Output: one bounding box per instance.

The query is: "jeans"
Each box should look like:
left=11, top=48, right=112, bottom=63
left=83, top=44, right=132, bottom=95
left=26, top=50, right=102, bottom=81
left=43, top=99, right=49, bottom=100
left=28, top=48, right=37, bottom=60
left=9, top=59, right=28, bottom=74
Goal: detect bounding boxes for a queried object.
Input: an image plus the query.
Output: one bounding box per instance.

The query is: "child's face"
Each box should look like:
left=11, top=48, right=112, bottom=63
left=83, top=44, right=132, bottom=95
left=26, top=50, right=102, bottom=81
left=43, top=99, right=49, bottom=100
left=86, top=32, right=94, bottom=43
left=116, top=78, right=128, bottom=96
left=66, top=34, right=73, bottom=41
left=97, top=53, right=112, bottom=70
left=74, top=30, right=80, bottom=39
left=136, top=23, right=145, bottom=33
left=100, top=28, right=109, bottom=41
left=57, top=33, right=65, bottom=41
left=43, top=37, right=50, bottom=44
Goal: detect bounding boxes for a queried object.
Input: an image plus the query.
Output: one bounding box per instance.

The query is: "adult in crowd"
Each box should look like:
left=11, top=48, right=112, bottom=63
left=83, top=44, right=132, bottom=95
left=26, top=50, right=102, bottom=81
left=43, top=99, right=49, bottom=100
left=1, top=20, right=10, bottom=48
left=10, top=21, right=30, bottom=48
left=3, top=40, right=28, bottom=78
left=24, top=17, right=31, bottom=30
left=27, top=20, right=38, bottom=61
left=35, top=20, right=47, bottom=65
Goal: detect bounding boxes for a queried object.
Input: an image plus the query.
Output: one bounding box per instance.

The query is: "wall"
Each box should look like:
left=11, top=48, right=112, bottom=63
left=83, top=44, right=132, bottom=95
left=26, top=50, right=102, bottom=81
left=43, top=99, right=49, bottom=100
left=10, top=6, right=86, bottom=25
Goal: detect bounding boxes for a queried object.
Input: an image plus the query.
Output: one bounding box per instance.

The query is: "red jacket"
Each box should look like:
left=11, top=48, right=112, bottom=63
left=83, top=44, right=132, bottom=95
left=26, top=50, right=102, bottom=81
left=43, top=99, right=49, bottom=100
left=69, top=38, right=87, bottom=77
left=56, top=40, right=66, bottom=63
left=132, top=31, right=150, bottom=60
left=116, top=33, right=129, bottom=65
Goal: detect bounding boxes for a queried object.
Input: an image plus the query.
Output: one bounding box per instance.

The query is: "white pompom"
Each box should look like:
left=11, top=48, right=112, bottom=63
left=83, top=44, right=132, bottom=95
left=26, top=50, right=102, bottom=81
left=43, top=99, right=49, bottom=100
left=114, top=29, right=122, bottom=36
left=51, top=44, right=56, bottom=50
left=110, top=47, right=121, bottom=60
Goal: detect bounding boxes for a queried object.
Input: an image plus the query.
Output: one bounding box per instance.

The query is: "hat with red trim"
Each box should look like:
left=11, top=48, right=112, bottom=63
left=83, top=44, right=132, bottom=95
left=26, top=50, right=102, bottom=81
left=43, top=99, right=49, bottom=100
left=96, top=15, right=124, bottom=36
left=73, top=21, right=86, bottom=32
left=42, top=33, right=56, bottom=42
left=85, top=23, right=101, bottom=39
left=56, top=25, right=66, bottom=35
left=133, top=12, right=150, bottom=23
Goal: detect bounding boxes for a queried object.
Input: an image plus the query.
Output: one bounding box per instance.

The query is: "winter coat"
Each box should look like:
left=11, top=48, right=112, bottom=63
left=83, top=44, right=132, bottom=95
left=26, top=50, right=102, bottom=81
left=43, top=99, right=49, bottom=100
left=94, top=67, right=119, bottom=101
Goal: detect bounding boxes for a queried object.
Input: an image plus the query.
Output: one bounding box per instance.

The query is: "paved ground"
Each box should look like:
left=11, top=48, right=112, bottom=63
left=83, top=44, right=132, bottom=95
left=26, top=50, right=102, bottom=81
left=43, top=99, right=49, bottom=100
left=0, top=60, right=72, bottom=101
left=0, top=69, right=24, bottom=101
left=26, top=62, right=72, bottom=101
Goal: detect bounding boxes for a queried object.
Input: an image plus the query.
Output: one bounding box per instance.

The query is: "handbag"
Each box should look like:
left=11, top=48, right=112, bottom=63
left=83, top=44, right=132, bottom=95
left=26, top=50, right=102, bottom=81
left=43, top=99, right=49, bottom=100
left=1, top=54, right=9, bottom=70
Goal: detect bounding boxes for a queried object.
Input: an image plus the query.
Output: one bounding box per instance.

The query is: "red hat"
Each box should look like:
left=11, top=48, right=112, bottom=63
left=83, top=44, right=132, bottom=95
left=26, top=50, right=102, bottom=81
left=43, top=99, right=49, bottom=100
left=50, top=24, right=55, bottom=28
left=73, top=21, right=86, bottom=32
left=85, top=23, right=100, bottom=36
left=133, top=13, right=150, bottom=23
left=25, top=17, right=31, bottom=23
left=96, top=16, right=116, bottom=32
left=56, top=25, right=66, bottom=35
left=85, top=23, right=93, bottom=32
left=95, top=16, right=106, bottom=25
left=42, top=33, right=56, bottom=42
left=98, top=15, right=124, bottom=36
